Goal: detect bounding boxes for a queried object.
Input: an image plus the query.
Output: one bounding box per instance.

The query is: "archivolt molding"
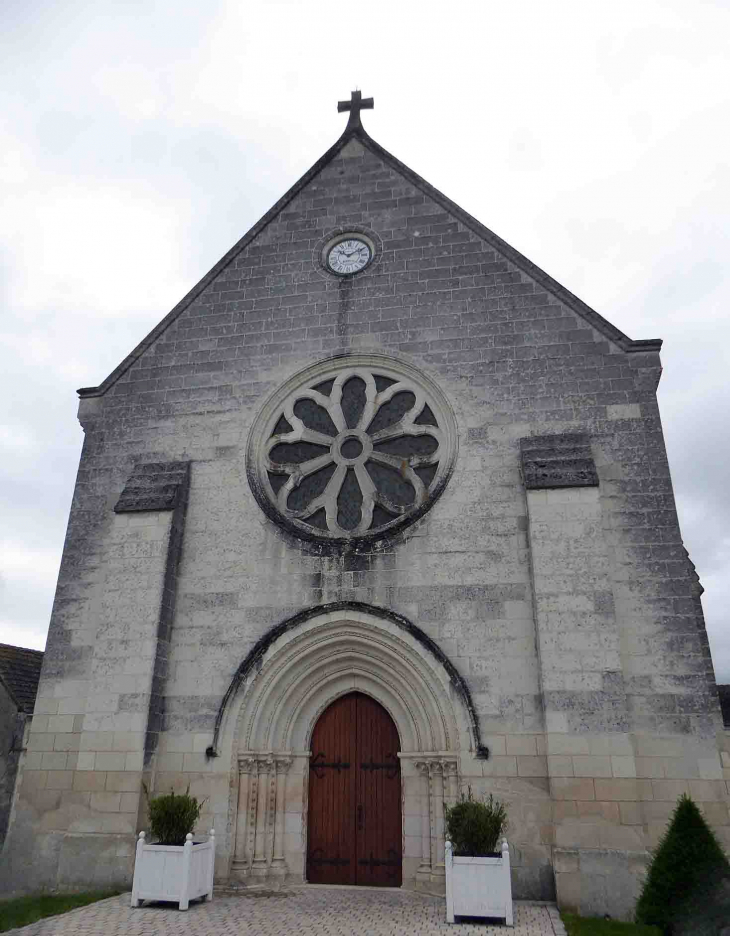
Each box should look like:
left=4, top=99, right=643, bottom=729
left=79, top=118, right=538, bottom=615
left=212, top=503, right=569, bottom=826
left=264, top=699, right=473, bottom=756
left=223, top=609, right=467, bottom=757
left=207, top=602, right=489, bottom=758
left=209, top=601, right=489, bottom=761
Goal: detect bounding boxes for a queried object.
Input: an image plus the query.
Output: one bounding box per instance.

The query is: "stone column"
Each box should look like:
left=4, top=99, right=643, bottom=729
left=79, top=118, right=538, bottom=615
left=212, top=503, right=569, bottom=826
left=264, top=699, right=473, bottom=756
left=415, top=760, right=432, bottom=875
left=246, top=761, right=260, bottom=872
left=252, top=755, right=273, bottom=874
left=232, top=756, right=255, bottom=872
left=430, top=761, right=446, bottom=879
left=272, top=756, right=291, bottom=873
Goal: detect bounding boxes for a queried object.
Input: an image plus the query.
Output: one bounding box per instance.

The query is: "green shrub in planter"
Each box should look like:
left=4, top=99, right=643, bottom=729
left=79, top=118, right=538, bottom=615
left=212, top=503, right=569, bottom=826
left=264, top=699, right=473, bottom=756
left=635, top=793, right=729, bottom=934
left=146, top=788, right=204, bottom=846
left=444, top=788, right=508, bottom=857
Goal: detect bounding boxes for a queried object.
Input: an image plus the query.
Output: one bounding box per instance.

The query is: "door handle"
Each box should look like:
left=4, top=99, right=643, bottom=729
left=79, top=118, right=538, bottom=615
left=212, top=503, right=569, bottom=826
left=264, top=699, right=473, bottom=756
left=357, top=805, right=364, bottom=831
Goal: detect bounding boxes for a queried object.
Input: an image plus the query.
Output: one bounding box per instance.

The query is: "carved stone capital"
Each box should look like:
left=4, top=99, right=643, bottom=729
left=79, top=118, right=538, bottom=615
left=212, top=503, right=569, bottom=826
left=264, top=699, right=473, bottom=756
left=238, top=755, right=257, bottom=774
left=275, top=756, right=292, bottom=775
left=256, top=754, right=275, bottom=772
left=428, top=760, right=444, bottom=778
left=441, top=759, right=458, bottom=778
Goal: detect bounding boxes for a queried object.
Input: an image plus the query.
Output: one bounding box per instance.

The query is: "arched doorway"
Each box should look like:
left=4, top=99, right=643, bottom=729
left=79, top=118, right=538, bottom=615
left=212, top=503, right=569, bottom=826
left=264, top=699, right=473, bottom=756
left=224, top=606, right=470, bottom=887
left=307, top=692, right=402, bottom=887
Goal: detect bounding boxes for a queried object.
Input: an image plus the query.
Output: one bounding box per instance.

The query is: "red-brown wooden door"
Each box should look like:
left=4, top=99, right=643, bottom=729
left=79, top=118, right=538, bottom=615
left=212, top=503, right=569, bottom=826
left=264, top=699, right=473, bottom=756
left=307, top=693, right=401, bottom=886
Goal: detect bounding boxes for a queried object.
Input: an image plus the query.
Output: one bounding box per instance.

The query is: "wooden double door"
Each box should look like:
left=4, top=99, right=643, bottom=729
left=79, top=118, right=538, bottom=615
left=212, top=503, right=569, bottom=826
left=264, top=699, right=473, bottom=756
left=307, top=692, right=402, bottom=887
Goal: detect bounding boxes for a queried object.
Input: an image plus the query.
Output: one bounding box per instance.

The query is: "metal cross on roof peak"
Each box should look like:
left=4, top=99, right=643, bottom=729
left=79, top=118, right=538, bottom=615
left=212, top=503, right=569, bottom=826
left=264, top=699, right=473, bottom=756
left=337, top=90, right=374, bottom=131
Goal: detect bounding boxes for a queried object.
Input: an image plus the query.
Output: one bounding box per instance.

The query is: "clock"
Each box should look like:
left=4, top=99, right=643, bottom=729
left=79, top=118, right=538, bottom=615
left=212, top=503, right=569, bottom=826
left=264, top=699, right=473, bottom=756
left=325, top=236, right=373, bottom=275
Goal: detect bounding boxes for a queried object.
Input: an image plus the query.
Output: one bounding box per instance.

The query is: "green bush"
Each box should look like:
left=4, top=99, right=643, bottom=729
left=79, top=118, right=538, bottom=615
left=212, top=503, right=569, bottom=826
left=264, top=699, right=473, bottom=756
left=671, top=874, right=730, bottom=936
left=146, top=788, right=204, bottom=846
left=635, top=793, right=729, bottom=934
left=444, top=788, right=507, bottom=856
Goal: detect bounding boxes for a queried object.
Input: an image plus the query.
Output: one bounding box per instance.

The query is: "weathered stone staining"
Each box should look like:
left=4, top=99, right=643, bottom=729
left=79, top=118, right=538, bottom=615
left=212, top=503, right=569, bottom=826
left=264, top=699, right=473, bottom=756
left=520, top=434, right=598, bottom=490
left=114, top=461, right=191, bottom=513
left=2, top=94, right=727, bottom=922
left=246, top=352, right=458, bottom=544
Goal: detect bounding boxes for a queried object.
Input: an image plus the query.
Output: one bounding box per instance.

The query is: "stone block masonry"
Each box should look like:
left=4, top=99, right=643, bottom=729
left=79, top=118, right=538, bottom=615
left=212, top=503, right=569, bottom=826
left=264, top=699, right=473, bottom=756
left=2, top=122, right=726, bottom=922
left=3, top=463, right=190, bottom=889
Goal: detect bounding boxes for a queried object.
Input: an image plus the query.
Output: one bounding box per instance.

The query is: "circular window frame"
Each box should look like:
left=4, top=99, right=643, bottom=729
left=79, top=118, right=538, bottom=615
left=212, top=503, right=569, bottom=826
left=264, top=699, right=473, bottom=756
left=314, top=227, right=382, bottom=280
left=246, top=353, right=458, bottom=548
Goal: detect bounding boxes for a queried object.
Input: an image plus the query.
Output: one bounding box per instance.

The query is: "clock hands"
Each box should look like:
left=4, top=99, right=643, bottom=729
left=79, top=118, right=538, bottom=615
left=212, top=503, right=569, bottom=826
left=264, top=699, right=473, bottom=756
left=327, top=237, right=371, bottom=274
left=341, top=243, right=367, bottom=259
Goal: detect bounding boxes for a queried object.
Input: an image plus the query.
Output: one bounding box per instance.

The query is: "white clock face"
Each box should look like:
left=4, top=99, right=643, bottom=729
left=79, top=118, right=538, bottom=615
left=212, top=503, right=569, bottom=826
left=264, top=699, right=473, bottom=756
left=327, top=238, right=371, bottom=275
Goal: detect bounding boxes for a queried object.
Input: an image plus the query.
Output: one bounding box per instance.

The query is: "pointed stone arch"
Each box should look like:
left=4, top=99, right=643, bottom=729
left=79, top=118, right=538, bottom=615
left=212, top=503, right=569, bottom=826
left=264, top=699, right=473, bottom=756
left=229, top=609, right=467, bottom=755
left=217, top=603, right=482, bottom=889
left=210, top=601, right=487, bottom=759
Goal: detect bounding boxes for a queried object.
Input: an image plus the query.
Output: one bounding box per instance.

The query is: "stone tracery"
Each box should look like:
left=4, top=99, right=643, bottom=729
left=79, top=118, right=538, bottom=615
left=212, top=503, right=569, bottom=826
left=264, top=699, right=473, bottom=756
left=248, top=354, right=457, bottom=542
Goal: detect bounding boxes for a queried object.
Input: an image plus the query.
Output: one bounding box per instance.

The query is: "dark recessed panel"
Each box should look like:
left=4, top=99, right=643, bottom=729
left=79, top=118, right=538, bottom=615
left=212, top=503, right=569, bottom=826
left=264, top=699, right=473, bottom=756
left=288, top=463, right=337, bottom=511
left=367, top=392, right=416, bottom=435
left=293, top=399, right=338, bottom=436
left=366, top=462, right=415, bottom=507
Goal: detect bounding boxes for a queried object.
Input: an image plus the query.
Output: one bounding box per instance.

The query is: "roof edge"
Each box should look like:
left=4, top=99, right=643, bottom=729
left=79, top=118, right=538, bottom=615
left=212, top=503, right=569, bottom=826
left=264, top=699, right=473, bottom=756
left=78, top=121, right=662, bottom=399
left=353, top=128, right=662, bottom=355
left=78, top=126, right=360, bottom=398
left=0, top=643, right=44, bottom=713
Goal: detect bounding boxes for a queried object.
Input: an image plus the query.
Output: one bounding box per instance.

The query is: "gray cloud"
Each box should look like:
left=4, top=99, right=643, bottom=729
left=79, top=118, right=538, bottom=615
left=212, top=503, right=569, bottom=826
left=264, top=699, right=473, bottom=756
left=1, top=0, right=728, bottom=684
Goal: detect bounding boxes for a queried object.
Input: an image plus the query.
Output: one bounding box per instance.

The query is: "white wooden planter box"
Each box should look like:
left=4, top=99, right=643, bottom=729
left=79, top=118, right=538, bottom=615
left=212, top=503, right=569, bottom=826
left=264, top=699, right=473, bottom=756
left=131, top=830, right=215, bottom=911
left=445, top=838, right=513, bottom=926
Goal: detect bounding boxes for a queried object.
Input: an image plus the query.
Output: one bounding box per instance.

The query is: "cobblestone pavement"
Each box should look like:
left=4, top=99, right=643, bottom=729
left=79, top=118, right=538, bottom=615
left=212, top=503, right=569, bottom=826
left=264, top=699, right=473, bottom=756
left=7, top=888, right=568, bottom=935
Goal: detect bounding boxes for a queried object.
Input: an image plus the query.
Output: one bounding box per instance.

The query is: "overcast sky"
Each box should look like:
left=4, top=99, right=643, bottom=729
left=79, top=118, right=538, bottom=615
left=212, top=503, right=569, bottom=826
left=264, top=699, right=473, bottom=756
left=1, top=0, right=728, bottom=681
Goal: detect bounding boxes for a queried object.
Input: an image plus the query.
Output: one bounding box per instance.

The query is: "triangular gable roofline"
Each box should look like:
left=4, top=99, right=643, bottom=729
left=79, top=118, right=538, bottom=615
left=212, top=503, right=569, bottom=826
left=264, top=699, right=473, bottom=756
left=78, top=124, right=662, bottom=398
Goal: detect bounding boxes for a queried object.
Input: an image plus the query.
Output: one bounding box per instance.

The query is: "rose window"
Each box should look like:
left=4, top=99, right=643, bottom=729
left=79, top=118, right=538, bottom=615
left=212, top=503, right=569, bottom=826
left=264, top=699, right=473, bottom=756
left=247, top=355, right=457, bottom=542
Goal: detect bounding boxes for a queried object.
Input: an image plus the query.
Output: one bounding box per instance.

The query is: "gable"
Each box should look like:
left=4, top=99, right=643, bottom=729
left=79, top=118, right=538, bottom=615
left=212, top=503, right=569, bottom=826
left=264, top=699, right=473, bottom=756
left=78, top=121, right=662, bottom=400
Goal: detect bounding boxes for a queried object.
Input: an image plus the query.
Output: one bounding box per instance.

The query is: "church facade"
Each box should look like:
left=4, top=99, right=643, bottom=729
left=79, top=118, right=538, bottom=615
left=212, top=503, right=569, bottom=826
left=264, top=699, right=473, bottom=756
left=3, top=94, right=728, bottom=919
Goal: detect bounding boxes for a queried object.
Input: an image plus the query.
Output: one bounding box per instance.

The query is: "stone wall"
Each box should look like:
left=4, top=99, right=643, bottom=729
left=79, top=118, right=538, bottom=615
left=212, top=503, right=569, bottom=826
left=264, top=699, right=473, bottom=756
left=719, top=686, right=730, bottom=726
left=0, top=682, right=23, bottom=845
left=2, top=130, right=726, bottom=917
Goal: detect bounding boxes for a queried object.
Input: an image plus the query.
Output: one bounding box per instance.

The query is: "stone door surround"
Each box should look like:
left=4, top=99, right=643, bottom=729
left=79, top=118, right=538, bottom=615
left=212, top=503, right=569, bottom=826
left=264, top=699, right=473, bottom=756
left=219, top=607, right=473, bottom=888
